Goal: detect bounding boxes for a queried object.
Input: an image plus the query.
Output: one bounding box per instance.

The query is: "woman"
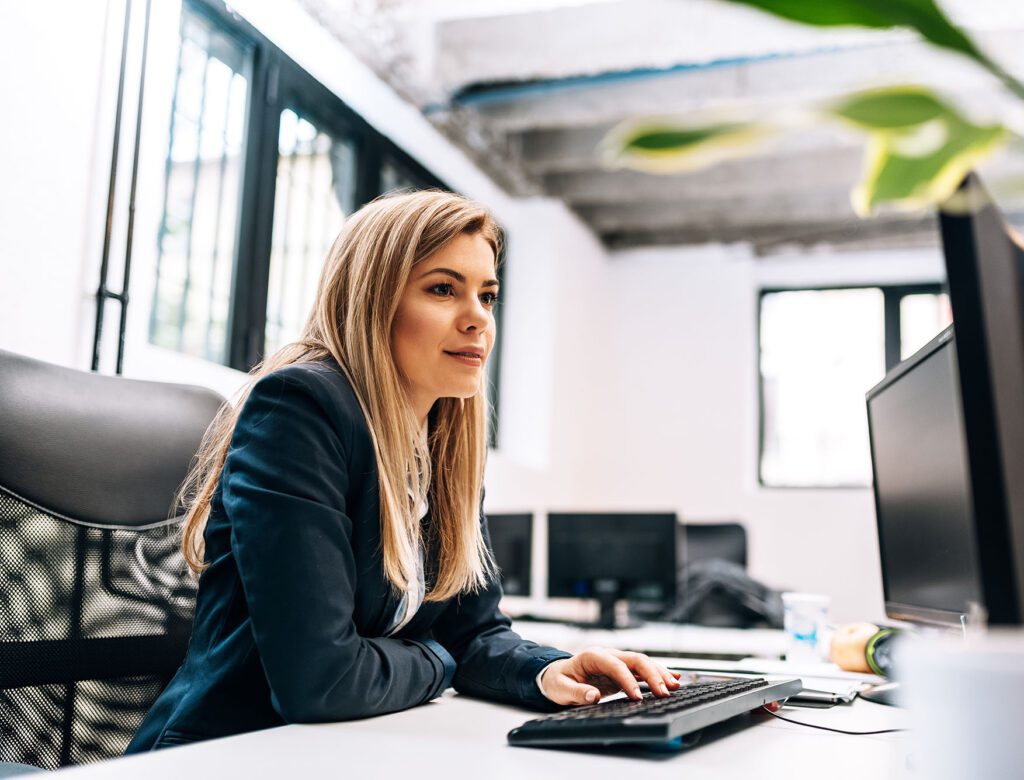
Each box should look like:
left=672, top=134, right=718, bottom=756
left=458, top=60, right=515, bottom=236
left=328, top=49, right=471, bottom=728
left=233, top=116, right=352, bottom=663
left=128, top=191, right=680, bottom=751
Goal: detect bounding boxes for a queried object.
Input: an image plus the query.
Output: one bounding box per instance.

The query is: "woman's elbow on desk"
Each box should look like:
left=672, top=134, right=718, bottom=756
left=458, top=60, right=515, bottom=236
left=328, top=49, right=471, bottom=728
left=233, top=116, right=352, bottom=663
left=266, top=639, right=447, bottom=724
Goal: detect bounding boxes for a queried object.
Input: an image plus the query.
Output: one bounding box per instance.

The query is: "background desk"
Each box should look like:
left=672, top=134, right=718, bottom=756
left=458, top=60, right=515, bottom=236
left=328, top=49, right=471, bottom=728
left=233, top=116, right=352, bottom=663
left=511, top=620, right=789, bottom=659
left=59, top=689, right=911, bottom=780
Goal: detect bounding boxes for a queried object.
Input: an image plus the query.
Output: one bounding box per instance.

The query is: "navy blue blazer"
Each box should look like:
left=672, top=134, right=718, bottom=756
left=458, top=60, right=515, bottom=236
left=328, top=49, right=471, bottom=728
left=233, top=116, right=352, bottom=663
left=127, top=360, right=570, bottom=752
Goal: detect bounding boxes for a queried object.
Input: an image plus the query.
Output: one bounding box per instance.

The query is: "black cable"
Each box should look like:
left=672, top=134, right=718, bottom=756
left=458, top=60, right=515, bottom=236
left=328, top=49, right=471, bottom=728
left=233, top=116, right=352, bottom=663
left=761, top=705, right=907, bottom=736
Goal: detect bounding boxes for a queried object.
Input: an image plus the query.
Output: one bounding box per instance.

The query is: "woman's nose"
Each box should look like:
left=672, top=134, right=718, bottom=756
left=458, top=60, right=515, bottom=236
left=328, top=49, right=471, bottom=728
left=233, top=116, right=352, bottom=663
left=459, top=298, right=489, bottom=333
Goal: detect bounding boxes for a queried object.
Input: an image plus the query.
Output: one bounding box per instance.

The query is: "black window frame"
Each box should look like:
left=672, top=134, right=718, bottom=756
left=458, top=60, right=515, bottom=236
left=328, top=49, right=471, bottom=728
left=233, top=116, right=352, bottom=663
left=161, top=0, right=504, bottom=445
left=756, top=281, right=946, bottom=489
left=187, top=0, right=449, bottom=371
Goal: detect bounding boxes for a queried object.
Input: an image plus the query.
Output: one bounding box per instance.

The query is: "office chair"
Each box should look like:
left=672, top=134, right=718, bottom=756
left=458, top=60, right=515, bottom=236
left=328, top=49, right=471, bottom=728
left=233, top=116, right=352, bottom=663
left=0, top=350, right=223, bottom=769
left=683, top=522, right=747, bottom=569
left=668, top=522, right=782, bottom=628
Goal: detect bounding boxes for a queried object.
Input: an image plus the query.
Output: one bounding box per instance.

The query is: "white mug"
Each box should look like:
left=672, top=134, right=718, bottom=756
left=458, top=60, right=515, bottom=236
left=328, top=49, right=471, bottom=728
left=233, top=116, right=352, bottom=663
left=900, top=629, right=1024, bottom=779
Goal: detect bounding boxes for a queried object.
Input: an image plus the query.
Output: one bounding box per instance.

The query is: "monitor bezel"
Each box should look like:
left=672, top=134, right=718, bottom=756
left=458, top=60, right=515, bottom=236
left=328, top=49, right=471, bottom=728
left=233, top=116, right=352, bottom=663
left=866, top=325, right=975, bottom=627
left=485, top=512, right=534, bottom=598
left=939, top=174, right=1024, bottom=625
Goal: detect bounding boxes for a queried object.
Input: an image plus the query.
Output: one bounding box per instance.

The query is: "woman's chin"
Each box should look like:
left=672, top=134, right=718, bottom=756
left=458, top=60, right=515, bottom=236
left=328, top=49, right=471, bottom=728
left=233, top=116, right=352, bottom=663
left=439, top=385, right=482, bottom=401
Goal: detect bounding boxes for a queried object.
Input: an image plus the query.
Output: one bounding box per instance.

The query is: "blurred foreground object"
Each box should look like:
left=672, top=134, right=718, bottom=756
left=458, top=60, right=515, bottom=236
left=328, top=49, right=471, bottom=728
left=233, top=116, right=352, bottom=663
left=830, top=622, right=880, bottom=674
left=901, top=630, right=1024, bottom=779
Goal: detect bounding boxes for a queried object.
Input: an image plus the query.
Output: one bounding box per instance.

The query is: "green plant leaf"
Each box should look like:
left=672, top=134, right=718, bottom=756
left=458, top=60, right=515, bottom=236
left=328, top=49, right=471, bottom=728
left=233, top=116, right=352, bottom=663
left=830, top=86, right=948, bottom=129
left=600, top=119, right=768, bottom=173
left=717, top=0, right=982, bottom=62
left=713, top=0, right=897, bottom=29
left=623, top=124, right=745, bottom=151
left=852, top=108, right=1007, bottom=215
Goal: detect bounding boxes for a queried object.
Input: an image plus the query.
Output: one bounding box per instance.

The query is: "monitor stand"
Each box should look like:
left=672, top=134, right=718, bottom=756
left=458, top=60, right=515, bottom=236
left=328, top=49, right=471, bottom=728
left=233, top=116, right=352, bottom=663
left=589, top=580, right=643, bottom=630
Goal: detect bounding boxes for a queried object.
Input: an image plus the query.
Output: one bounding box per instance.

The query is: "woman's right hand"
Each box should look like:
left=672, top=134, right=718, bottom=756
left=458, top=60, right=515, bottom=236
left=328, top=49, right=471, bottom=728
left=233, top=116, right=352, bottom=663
left=539, top=647, right=682, bottom=705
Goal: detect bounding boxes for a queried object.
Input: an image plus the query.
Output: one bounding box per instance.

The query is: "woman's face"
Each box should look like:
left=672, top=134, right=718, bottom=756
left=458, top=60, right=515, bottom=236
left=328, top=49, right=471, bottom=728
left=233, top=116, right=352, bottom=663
left=391, top=231, right=498, bottom=423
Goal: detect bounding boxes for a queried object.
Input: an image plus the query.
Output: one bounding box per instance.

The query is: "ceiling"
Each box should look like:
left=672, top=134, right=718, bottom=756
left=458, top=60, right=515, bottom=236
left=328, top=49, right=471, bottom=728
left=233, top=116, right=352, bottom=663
left=299, top=0, right=1024, bottom=253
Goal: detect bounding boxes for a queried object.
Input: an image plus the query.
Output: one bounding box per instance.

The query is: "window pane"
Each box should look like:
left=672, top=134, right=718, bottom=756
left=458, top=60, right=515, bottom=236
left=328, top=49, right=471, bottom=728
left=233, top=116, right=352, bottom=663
left=901, top=293, right=952, bottom=359
left=760, top=289, right=886, bottom=487
left=264, top=109, right=358, bottom=358
left=149, top=7, right=251, bottom=364
left=381, top=158, right=418, bottom=193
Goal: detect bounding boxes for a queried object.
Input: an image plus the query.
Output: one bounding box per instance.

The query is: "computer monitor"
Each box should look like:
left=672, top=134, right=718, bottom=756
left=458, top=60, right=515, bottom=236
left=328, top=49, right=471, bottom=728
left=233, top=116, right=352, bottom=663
left=546, top=512, right=678, bottom=628
left=866, top=326, right=984, bottom=626
left=939, top=174, right=1024, bottom=625
left=485, top=513, right=532, bottom=597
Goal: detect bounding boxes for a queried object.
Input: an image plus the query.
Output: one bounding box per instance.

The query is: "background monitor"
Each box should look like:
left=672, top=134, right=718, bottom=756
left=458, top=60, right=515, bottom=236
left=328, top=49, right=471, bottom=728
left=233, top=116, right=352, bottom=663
left=867, top=326, right=983, bottom=626
left=547, top=512, right=678, bottom=628
left=939, top=174, right=1024, bottom=625
left=485, top=513, right=532, bottom=597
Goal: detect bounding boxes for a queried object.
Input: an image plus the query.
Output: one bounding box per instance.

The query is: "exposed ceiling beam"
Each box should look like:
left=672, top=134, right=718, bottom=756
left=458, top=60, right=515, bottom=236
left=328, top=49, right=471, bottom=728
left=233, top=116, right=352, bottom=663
left=442, top=32, right=1019, bottom=133
left=433, top=0, right=894, bottom=92
left=517, top=125, right=858, bottom=173
left=574, top=189, right=859, bottom=232
left=516, top=124, right=615, bottom=173
left=543, top=146, right=865, bottom=204
left=600, top=215, right=942, bottom=252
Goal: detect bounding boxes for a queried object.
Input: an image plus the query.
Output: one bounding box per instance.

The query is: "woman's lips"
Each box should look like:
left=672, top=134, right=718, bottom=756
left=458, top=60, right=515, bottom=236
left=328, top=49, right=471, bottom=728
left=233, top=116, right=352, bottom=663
left=444, top=351, right=483, bottom=366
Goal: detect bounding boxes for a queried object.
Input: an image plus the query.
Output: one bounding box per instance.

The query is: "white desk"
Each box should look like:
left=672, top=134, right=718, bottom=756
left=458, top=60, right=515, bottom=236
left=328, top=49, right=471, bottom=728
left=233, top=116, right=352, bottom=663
left=56, top=626, right=900, bottom=779
left=511, top=620, right=789, bottom=659
left=57, top=689, right=911, bottom=780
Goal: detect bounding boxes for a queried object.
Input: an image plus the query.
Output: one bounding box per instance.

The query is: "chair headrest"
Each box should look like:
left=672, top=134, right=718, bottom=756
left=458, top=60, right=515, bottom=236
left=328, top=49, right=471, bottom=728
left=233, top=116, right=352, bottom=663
left=0, top=350, right=226, bottom=527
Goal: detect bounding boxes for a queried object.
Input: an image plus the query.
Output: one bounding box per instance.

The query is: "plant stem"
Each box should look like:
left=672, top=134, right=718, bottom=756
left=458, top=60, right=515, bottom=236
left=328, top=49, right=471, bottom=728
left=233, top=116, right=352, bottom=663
left=971, top=50, right=1024, bottom=104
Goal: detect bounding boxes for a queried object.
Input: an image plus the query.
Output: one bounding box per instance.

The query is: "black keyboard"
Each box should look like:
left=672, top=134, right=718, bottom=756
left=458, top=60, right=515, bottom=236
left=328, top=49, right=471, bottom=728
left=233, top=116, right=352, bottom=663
left=508, top=676, right=803, bottom=747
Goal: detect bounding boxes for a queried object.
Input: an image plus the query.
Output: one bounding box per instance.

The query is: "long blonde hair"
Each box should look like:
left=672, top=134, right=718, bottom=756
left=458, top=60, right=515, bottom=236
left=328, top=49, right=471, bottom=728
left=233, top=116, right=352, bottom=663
left=180, top=190, right=501, bottom=601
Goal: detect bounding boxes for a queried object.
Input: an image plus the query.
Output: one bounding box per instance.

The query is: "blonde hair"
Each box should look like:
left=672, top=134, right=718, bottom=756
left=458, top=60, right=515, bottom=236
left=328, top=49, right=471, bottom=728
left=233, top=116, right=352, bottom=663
left=180, top=190, right=501, bottom=601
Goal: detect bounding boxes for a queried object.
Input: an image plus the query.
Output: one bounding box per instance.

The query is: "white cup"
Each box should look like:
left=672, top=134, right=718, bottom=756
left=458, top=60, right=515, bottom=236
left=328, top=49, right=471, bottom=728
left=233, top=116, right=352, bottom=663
left=781, top=592, right=830, bottom=662
left=900, top=629, right=1024, bottom=779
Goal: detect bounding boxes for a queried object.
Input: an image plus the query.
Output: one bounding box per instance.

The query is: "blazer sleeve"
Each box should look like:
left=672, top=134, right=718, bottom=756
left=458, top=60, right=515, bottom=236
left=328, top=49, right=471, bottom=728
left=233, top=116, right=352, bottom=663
left=429, top=515, right=572, bottom=710
left=221, top=367, right=454, bottom=723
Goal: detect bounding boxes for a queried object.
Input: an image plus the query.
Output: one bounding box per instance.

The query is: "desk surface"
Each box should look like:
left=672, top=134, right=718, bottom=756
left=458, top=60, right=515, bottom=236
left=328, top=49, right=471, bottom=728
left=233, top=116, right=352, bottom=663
left=511, top=620, right=790, bottom=659
left=59, top=688, right=911, bottom=780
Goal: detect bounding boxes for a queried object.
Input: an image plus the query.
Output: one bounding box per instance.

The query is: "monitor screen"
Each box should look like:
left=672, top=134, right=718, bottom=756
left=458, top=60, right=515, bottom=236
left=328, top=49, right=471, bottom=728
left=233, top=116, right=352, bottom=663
left=867, top=327, right=983, bottom=624
left=547, top=513, right=678, bottom=608
left=485, top=513, right=532, bottom=597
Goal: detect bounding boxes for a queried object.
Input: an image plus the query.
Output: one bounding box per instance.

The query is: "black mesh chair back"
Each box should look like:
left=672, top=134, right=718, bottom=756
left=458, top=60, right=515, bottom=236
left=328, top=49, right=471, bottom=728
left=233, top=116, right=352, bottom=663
left=682, top=522, right=747, bottom=568
left=0, top=350, right=224, bottom=769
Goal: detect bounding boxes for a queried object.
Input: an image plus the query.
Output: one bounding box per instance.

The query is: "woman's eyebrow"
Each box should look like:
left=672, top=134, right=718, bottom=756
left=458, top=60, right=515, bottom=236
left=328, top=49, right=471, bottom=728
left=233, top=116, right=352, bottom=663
left=420, top=267, right=499, bottom=287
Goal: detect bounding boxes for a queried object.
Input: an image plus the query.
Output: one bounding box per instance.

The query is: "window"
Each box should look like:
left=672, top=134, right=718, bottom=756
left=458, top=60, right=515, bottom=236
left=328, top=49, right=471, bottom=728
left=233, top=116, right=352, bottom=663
left=381, top=156, right=422, bottom=194
left=900, top=292, right=952, bottom=360
left=264, top=111, right=357, bottom=357
left=759, top=284, right=951, bottom=488
left=149, top=7, right=252, bottom=363
left=150, top=1, right=505, bottom=445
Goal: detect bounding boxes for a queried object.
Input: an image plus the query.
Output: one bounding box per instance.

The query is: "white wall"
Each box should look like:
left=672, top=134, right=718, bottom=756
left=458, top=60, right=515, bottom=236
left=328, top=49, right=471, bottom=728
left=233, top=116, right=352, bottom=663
left=0, top=0, right=122, bottom=368
left=577, top=244, right=946, bottom=622
left=0, top=0, right=948, bottom=624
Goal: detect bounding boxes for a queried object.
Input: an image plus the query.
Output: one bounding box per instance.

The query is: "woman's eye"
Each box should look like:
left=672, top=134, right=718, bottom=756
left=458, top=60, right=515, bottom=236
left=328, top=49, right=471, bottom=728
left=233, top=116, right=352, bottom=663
left=428, top=282, right=455, bottom=297
left=481, top=292, right=500, bottom=306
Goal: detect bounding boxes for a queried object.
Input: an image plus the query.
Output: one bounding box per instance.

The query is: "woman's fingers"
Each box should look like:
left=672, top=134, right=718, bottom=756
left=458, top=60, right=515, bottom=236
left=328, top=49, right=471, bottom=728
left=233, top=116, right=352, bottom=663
left=582, top=650, right=644, bottom=700
left=633, top=664, right=682, bottom=690
left=565, top=681, right=602, bottom=705
left=659, top=663, right=683, bottom=689
left=615, top=652, right=672, bottom=697
left=551, top=649, right=690, bottom=706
